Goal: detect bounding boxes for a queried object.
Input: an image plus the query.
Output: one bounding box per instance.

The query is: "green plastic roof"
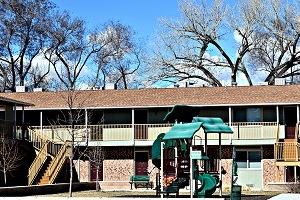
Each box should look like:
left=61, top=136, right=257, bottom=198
left=151, top=133, right=165, bottom=161
left=163, top=104, right=201, bottom=123
left=192, top=117, right=233, bottom=134
left=162, top=122, right=203, bottom=141
left=162, top=117, right=233, bottom=141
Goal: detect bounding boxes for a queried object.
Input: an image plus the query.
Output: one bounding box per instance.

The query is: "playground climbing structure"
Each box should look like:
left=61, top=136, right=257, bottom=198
left=151, top=105, right=233, bottom=198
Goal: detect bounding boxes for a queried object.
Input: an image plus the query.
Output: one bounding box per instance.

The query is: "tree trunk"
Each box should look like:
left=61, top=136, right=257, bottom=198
left=3, top=170, right=6, bottom=186
left=69, top=157, right=73, bottom=197
left=69, top=128, right=74, bottom=198
left=96, top=165, right=100, bottom=191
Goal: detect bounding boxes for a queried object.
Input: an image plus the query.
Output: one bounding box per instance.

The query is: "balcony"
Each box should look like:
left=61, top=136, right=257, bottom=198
left=17, top=122, right=278, bottom=145
left=274, top=142, right=300, bottom=166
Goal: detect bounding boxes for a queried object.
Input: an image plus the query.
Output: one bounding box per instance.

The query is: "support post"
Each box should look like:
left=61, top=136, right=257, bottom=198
left=190, top=146, right=193, bottom=198
left=219, top=132, right=222, bottom=197
left=13, top=104, right=16, bottom=139
left=160, top=141, right=164, bottom=198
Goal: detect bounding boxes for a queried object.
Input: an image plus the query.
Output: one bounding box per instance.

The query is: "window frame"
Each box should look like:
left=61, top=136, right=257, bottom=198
left=235, top=149, right=262, bottom=169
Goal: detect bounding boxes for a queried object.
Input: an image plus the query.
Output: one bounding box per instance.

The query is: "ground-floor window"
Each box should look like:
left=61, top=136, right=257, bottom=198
left=236, top=150, right=261, bottom=169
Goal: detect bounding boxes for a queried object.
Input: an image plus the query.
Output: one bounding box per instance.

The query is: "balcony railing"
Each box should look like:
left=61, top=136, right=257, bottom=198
left=25, top=122, right=278, bottom=142
left=275, top=142, right=300, bottom=161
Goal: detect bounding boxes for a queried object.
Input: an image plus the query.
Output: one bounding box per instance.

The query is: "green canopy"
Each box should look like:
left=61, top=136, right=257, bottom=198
left=192, top=117, right=233, bottom=134
left=162, top=117, right=233, bottom=141
left=163, top=104, right=201, bottom=123
left=162, top=122, right=203, bottom=141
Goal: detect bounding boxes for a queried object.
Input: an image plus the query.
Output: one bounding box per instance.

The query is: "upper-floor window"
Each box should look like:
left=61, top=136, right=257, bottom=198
left=234, top=107, right=261, bottom=122
left=236, top=150, right=261, bottom=169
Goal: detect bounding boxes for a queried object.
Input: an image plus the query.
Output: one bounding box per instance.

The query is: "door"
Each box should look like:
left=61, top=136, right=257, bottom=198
left=134, top=110, right=148, bottom=139
left=135, top=152, right=148, bottom=175
left=90, top=163, right=103, bottom=181
left=284, top=107, right=297, bottom=139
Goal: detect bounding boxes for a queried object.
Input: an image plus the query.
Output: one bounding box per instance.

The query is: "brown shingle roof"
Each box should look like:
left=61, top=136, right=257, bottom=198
left=0, top=85, right=299, bottom=110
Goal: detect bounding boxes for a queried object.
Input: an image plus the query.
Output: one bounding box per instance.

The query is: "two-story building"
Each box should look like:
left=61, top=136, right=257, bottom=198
left=0, top=82, right=299, bottom=190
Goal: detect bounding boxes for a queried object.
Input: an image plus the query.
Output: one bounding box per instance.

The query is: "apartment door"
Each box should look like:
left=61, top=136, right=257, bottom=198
left=90, top=163, right=103, bottom=181
left=134, top=110, right=148, bottom=139
left=284, top=107, right=297, bottom=139
left=135, top=151, right=148, bottom=175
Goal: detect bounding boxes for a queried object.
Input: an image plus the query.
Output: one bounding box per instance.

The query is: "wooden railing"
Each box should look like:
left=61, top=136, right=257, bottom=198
left=27, top=128, right=64, bottom=185
left=48, top=141, right=71, bottom=184
left=27, top=122, right=278, bottom=142
left=274, top=142, right=300, bottom=161
left=28, top=140, right=49, bottom=185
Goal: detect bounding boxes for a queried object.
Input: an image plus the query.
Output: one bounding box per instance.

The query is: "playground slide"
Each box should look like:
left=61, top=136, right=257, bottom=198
left=151, top=133, right=165, bottom=169
left=196, top=173, right=217, bottom=198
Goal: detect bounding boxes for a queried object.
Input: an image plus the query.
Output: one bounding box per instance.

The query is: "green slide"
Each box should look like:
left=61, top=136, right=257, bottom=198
left=196, top=173, right=217, bottom=198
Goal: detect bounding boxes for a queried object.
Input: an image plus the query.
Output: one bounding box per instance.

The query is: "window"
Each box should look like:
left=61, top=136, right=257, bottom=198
left=247, top=108, right=260, bottom=122
left=236, top=150, right=261, bottom=169
left=233, top=107, right=261, bottom=122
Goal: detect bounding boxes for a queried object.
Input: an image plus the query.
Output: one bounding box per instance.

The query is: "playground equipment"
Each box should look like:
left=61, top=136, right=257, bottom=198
left=151, top=105, right=233, bottom=198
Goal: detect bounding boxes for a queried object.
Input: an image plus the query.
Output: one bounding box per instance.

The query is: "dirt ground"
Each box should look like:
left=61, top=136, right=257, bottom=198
left=35, top=190, right=282, bottom=199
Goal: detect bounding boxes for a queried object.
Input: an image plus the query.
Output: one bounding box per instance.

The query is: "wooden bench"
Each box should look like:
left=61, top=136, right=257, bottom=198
left=129, top=175, right=153, bottom=189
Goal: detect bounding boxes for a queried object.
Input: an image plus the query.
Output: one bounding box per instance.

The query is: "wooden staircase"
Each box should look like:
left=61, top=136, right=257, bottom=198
left=274, top=122, right=300, bottom=164
left=274, top=122, right=300, bottom=182
left=27, top=128, right=71, bottom=185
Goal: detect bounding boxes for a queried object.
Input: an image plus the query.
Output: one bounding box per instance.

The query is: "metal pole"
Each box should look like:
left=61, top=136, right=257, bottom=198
left=190, top=146, right=193, bottom=198
left=160, top=141, right=164, bottom=198
left=219, top=132, right=222, bottom=197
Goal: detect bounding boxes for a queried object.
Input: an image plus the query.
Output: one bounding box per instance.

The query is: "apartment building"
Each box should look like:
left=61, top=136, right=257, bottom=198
left=0, top=82, right=299, bottom=190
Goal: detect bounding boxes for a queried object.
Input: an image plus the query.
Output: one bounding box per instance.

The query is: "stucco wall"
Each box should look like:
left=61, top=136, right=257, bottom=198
left=74, top=160, right=90, bottom=182
left=104, top=159, right=133, bottom=181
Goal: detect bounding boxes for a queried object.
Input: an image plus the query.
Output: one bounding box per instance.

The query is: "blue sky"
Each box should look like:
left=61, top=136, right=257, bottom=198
left=51, top=0, right=181, bottom=41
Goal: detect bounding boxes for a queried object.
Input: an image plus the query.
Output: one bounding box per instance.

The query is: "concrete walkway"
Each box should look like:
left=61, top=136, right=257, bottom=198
left=268, top=193, right=300, bottom=200
left=0, top=198, right=225, bottom=200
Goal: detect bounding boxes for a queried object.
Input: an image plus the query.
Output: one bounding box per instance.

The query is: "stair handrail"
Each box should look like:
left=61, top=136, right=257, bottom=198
left=27, top=128, right=65, bottom=185
left=48, top=141, right=72, bottom=184
left=28, top=140, right=49, bottom=185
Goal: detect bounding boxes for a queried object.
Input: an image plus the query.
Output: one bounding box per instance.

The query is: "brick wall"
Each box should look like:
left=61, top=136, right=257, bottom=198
left=75, top=145, right=285, bottom=191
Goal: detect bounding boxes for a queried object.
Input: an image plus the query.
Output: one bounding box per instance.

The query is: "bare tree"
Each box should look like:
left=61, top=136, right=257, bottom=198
left=146, top=0, right=300, bottom=87
left=0, top=0, right=54, bottom=91
left=245, top=0, right=300, bottom=84
left=49, top=89, right=87, bottom=197
left=0, top=134, right=23, bottom=186
left=88, top=21, right=143, bottom=89
left=97, top=23, right=144, bottom=89
left=44, top=14, right=140, bottom=90
left=85, top=146, right=105, bottom=191
left=147, top=0, right=233, bottom=87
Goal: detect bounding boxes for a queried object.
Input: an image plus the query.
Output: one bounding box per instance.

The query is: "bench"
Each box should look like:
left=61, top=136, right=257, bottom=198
left=129, top=175, right=153, bottom=190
